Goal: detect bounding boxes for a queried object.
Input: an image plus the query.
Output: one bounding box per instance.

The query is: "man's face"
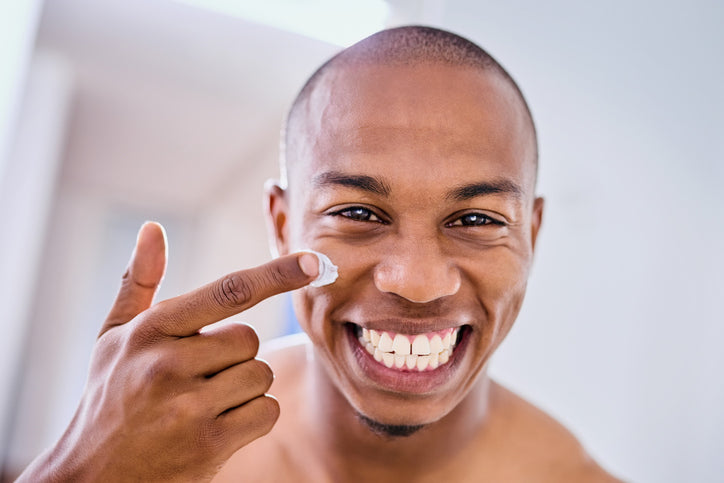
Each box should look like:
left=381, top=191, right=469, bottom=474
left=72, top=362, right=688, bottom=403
left=268, top=62, right=543, bottom=426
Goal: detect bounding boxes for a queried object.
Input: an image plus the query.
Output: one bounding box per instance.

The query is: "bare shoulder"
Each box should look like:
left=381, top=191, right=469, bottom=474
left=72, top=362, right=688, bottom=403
left=258, top=331, right=311, bottom=372
left=213, top=346, right=624, bottom=483
left=487, top=380, right=624, bottom=482
left=213, top=334, right=311, bottom=483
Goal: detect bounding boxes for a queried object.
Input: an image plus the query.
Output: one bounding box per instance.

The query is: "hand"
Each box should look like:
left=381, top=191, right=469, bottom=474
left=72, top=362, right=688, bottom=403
left=18, top=222, right=319, bottom=482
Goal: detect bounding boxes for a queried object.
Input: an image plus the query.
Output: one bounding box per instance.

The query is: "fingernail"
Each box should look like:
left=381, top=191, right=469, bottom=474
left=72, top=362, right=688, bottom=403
left=298, top=252, right=319, bottom=278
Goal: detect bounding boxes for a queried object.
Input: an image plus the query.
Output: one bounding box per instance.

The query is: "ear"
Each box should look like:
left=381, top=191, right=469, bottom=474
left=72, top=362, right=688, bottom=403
left=264, top=179, right=291, bottom=258
left=530, top=196, right=544, bottom=252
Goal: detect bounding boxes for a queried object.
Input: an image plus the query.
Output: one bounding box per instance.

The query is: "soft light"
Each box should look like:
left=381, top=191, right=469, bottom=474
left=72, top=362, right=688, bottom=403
left=175, top=0, right=389, bottom=46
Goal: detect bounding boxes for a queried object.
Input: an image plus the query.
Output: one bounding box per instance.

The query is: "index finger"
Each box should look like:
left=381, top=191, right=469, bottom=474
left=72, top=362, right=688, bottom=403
left=146, top=252, right=319, bottom=337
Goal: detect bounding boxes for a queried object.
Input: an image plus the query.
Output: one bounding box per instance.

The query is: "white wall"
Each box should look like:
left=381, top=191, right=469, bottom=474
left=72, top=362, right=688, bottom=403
left=0, top=0, right=43, bottom=462
left=2, top=0, right=722, bottom=481
left=0, top=51, right=73, bottom=471
left=4, top=142, right=286, bottom=470
left=438, top=1, right=723, bottom=482
left=0, top=0, right=42, bottom=184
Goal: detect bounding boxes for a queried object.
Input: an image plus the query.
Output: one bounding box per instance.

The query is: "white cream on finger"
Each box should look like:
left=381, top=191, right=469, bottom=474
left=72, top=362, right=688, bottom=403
left=297, top=249, right=339, bottom=287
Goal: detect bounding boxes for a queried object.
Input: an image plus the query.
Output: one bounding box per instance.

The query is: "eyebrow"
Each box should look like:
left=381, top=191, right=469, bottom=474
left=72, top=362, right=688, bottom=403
left=446, top=179, right=523, bottom=201
left=313, top=171, right=391, bottom=196
left=312, top=171, right=522, bottom=201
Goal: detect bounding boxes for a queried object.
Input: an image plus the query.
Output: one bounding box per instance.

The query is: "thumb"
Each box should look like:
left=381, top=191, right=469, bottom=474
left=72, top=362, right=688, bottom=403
left=100, top=221, right=168, bottom=336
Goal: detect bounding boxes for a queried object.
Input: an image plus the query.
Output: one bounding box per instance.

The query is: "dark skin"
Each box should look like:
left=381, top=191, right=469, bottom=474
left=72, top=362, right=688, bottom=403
left=215, top=63, right=620, bottom=481
left=17, top=224, right=322, bottom=482
left=19, top=62, right=621, bottom=482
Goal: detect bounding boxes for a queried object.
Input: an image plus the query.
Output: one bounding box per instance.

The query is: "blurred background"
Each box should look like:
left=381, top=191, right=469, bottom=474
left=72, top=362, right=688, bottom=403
left=1, top=0, right=722, bottom=481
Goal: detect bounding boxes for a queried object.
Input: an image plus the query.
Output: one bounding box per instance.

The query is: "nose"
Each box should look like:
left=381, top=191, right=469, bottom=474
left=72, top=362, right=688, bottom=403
left=373, top=235, right=461, bottom=303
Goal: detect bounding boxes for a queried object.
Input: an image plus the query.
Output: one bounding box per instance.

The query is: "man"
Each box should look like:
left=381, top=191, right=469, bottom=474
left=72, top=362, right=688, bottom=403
left=19, top=26, right=620, bottom=482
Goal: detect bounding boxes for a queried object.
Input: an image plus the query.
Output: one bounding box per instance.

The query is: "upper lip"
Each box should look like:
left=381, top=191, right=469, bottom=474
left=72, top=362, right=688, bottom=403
left=348, top=319, right=466, bottom=335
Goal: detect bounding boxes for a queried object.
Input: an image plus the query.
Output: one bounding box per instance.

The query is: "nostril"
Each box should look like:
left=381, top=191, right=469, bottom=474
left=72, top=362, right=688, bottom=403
left=373, top=260, right=460, bottom=304
left=400, top=292, right=449, bottom=304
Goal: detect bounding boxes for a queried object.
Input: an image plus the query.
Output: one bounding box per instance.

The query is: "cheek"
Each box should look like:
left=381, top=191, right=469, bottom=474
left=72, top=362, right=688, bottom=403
left=292, top=289, right=333, bottom=343
left=300, top=237, right=378, bottom=295
left=465, top=249, right=531, bottom=316
left=291, top=243, right=376, bottom=341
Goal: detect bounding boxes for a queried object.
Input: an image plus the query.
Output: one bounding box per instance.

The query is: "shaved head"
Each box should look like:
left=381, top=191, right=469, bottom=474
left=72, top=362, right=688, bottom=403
left=266, top=25, right=545, bottom=438
left=281, top=25, right=538, bottom=187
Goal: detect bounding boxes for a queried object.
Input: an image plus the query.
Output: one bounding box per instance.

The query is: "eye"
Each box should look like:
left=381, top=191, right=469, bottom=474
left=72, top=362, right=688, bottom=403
left=331, top=206, right=384, bottom=223
left=447, top=212, right=504, bottom=227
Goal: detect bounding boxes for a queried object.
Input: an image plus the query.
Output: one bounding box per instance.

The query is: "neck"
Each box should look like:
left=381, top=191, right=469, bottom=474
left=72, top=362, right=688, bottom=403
left=302, top=346, right=492, bottom=481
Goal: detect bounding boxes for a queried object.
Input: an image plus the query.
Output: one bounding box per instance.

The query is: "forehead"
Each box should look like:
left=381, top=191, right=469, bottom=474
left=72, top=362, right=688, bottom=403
left=289, top=62, right=536, bottom=197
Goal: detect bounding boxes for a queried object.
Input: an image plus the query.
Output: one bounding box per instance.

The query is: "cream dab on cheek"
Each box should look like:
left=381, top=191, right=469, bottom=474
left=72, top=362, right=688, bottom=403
left=298, top=249, right=339, bottom=287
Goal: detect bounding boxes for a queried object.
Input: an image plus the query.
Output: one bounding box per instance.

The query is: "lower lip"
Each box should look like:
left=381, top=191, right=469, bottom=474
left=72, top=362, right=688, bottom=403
left=346, top=324, right=469, bottom=395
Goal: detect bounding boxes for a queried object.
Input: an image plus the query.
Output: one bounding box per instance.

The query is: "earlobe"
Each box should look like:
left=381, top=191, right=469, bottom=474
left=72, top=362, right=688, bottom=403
left=264, top=179, right=291, bottom=258
left=530, top=196, right=544, bottom=252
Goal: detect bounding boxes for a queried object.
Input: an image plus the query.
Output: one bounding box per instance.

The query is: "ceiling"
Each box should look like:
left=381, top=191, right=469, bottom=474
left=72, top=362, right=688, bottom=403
left=34, top=0, right=340, bottom=211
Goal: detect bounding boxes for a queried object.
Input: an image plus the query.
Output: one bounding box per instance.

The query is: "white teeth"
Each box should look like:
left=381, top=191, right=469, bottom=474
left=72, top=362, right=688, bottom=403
left=365, top=343, right=375, bottom=355
left=392, top=334, right=411, bottom=355
left=378, top=332, right=394, bottom=352
left=357, top=326, right=460, bottom=372
left=442, top=332, right=451, bottom=349
left=411, top=334, right=431, bottom=355
left=370, top=330, right=381, bottom=346
left=429, top=352, right=439, bottom=369
left=429, top=334, right=443, bottom=354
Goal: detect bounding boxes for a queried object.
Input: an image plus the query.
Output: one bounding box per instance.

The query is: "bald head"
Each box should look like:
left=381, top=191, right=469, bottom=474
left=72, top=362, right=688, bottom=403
left=282, top=25, right=538, bottom=188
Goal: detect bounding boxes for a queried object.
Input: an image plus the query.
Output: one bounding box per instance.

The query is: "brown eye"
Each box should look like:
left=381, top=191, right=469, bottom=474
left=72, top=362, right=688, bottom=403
left=449, top=213, right=503, bottom=227
left=335, top=207, right=382, bottom=223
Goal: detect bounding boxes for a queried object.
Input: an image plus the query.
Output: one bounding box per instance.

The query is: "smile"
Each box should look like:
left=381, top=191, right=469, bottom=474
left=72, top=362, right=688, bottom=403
left=354, top=325, right=462, bottom=372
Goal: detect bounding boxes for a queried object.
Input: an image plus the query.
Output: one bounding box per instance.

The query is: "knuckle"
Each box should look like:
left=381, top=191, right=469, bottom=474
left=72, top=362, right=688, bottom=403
left=196, top=418, right=227, bottom=450
left=165, top=393, right=197, bottom=423
left=213, top=322, right=259, bottom=355
left=124, top=304, right=170, bottom=347
left=142, top=353, right=176, bottom=383
left=126, top=322, right=159, bottom=349
left=125, top=321, right=168, bottom=356
left=240, top=359, right=274, bottom=393
left=265, top=264, right=290, bottom=288
left=216, top=322, right=259, bottom=357
left=224, top=321, right=256, bottom=341
left=251, top=359, right=275, bottom=389
left=121, top=266, right=158, bottom=290
left=218, top=396, right=280, bottom=449
left=235, top=325, right=260, bottom=356
left=213, top=274, right=253, bottom=309
left=255, top=396, right=281, bottom=429
left=119, top=267, right=133, bottom=288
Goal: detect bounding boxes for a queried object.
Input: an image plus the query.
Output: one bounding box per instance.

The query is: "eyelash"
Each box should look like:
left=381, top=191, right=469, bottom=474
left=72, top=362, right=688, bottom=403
left=330, top=206, right=385, bottom=223
left=329, top=206, right=506, bottom=227
left=446, top=213, right=506, bottom=227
